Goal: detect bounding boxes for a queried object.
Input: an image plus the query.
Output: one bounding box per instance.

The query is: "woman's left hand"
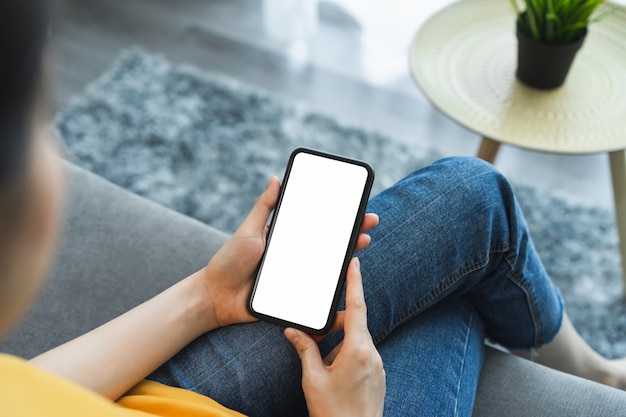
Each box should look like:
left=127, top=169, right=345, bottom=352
left=198, top=176, right=379, bottom=331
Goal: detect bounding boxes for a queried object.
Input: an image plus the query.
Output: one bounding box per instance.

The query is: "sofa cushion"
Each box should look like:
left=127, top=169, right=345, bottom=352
left=0, top=161, right=228, bottom=358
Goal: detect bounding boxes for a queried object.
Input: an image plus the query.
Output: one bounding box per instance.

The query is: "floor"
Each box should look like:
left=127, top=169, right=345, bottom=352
left=53, top=0, right=621, bottom=212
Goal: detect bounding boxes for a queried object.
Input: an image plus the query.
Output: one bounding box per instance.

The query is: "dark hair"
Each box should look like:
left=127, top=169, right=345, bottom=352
left=0, top=0, right=53, bottom=187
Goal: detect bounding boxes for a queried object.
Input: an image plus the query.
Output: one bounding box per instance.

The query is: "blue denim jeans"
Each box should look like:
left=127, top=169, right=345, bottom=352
left=150, top=157, right=564, bottom=417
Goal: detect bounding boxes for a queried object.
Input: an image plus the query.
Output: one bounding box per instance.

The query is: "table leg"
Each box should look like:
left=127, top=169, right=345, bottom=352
left=477, top=136, right=501, bottom=164
left=609, top=150, right=626, bottom=298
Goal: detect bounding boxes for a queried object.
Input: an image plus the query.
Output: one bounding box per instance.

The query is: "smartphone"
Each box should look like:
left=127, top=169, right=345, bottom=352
left=248, top=148, right=374, bottom=334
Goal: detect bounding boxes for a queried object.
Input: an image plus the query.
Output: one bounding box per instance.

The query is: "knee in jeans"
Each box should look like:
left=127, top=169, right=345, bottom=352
left=432, top=156, right=499, bottom=180
left=435, top=156, right=513, bottom=198
left=384, top=157, right=515, bottom=218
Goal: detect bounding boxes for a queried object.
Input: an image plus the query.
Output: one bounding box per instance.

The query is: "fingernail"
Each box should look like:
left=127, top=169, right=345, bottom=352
left=285, top=328, right=299, bottom=343
left=353, top=257, right=360, bottom=270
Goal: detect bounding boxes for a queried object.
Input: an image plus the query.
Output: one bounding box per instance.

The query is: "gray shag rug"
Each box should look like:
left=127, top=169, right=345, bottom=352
left=55, top=48, right=626, bottom=358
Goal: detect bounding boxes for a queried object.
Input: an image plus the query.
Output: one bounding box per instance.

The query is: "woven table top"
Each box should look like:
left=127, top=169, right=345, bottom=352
left=409, top=0, right=626, bottom=154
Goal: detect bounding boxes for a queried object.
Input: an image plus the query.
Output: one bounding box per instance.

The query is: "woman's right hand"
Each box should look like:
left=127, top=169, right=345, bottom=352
left=284, top=257, right=386, bottom=417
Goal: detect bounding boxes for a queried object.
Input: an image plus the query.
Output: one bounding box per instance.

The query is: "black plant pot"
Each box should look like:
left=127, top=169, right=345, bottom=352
left=516, top=23, right=587, bottom=90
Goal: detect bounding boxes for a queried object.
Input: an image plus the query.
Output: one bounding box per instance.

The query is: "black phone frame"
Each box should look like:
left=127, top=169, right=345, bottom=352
left=247, top=147, right=375, bottom=335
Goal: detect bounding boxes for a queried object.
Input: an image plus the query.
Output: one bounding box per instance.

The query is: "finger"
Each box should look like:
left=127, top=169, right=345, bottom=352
left=354, top=233, right=371, bottom=253
left=344, top=257, right=369, bottom=336
left=360, top=213, right=379, bottom=234
left=284, top=328, right=324, bottom=374
left=312, top=311, right=346, bottom=343
left=323, top=340, right=344, bottom=366
left=329, top=310, right=345, bottom=333
left=237, top=176, right=280, bottom=236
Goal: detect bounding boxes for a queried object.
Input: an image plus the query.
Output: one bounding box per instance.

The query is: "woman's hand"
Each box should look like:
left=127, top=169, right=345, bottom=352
left=198, top=177, right=379, bottom=331
left=285, top=257, right=386, bottom=417
left=31, top=178, right=379, bottom=401
left=198, top=176, right=280, bottom=331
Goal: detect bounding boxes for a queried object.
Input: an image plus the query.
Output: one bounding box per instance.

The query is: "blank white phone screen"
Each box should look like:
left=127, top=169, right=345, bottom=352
left=251, top=152, right=369, bottom=331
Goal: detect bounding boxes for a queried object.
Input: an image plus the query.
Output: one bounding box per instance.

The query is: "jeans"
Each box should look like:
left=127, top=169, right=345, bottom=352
left=149, top=157, right=564, bottom=417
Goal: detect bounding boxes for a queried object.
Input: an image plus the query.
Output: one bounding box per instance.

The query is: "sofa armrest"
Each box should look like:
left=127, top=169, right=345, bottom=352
left=0, top=161, right=228, bottom=358
left=473, top=347, right=626, bottom=416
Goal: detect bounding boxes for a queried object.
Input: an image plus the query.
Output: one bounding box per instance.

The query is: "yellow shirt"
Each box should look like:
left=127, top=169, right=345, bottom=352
left=0, top=354, right=246, bottom=417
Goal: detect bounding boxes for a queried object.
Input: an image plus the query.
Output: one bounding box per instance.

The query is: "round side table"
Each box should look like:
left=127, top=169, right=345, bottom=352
left=409, top=0, right=626, bottom=294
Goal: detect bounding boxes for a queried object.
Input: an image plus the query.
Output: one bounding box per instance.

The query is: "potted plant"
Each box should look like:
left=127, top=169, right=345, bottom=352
left=509, top=0, right=611, bottom=89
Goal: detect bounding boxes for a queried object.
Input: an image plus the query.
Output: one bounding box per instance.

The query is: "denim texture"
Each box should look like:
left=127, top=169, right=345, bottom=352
left=150, top=157, right=564, bottom=417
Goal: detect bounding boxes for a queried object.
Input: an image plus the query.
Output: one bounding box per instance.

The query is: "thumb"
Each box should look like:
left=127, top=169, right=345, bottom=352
left=284, top=328, right=325, bottom=374
left=236, top=176, right=280, bottom=237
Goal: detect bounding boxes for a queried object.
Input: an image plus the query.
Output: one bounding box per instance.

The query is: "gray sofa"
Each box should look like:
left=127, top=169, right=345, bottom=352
left=2, top=162, right=626, bottom=416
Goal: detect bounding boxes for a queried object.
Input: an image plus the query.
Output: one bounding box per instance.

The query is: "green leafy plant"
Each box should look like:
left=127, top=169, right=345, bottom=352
left=509, top=0, right=614, bottom=43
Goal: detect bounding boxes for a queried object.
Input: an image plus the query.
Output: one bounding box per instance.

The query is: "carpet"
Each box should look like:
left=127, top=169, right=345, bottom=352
left=55, top=48, right=626, bottom=359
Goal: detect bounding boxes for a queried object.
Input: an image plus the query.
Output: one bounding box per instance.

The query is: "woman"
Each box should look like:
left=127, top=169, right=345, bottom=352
left=1, top=1, right=625, bottom=416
